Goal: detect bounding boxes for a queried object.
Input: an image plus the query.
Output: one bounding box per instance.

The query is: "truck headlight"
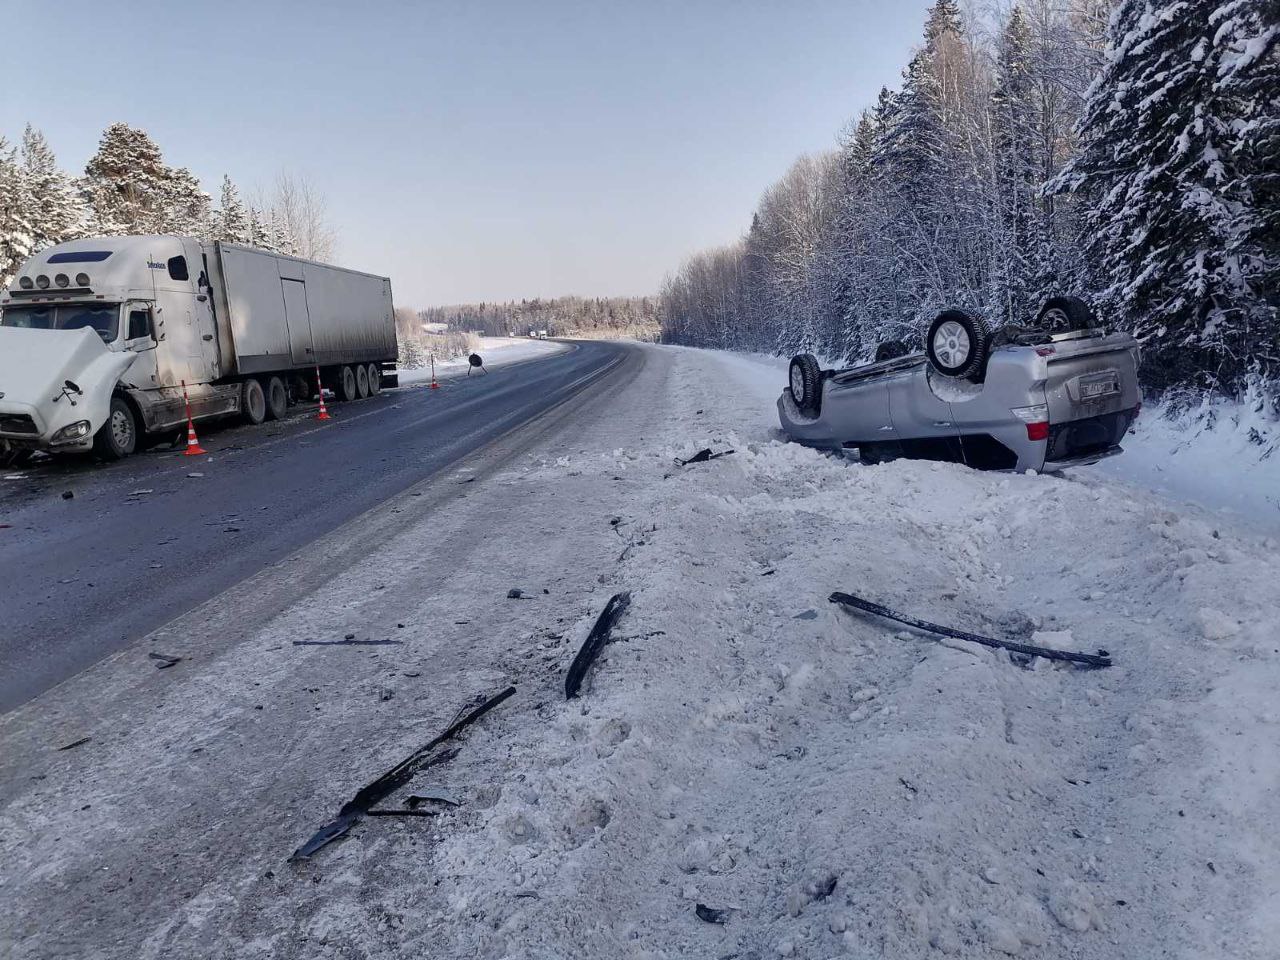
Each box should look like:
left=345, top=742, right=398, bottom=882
left=51, top=420, right=92, bottom=444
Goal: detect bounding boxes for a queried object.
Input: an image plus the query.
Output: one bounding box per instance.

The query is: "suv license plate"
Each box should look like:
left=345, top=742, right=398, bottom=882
left=1081, top=377, right=1118, bottom=400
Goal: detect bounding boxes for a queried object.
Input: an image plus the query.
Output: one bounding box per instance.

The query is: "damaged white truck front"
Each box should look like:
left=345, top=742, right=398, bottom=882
left=0, top=236, right=397, bottom=463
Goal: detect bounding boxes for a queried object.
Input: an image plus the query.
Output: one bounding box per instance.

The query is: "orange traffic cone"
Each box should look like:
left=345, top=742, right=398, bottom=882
left=315, top=366, right=332, bottom=420
left=179, top=380, right=206, bottom=456
left=429, top=353, right=440, bottom=390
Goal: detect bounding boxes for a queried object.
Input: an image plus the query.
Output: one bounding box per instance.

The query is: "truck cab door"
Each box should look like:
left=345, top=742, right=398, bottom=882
left=120, top=305, right=160, bottom=389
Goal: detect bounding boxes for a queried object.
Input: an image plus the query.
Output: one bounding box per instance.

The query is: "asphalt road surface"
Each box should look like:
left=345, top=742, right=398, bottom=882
left=0, top=340, right=631, bottom=712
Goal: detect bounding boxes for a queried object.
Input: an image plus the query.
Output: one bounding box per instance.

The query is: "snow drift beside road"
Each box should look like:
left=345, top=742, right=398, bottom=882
left=1, top=342, right=1277, bottom=960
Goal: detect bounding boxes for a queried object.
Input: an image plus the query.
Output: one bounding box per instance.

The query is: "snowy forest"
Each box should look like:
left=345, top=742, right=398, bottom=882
left=0, top=121, right=333, bottom=288
left=659, top=0, right=1279, bottom=398
left=420, top=297, right=660, bottom=340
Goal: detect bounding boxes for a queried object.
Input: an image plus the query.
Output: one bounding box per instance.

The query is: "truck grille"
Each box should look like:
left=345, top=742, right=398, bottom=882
left=0, top=414, right=38, bottom=435
left=1046, top=409, right=1136, bottom=462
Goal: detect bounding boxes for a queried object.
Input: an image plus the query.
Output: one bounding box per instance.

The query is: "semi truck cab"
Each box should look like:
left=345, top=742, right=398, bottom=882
left=0, top=237, right=224, bottom=456
left=1, top=235, right=397, bottom=463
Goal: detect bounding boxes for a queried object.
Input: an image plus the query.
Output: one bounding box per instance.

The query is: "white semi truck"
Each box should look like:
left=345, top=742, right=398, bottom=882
left=0, top=236, right=398, bottom=463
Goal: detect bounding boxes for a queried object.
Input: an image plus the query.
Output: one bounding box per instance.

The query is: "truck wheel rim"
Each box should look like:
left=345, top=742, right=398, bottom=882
left=933, top=321, right=970, bottom=368
left=790, top=366, right=805, bottom=401
left=111, top=409, right=133, bottom=448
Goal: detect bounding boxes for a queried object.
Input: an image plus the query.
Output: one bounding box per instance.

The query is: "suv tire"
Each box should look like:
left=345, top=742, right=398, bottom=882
left=926, top=310, right=990, bottom=382
left=788, top=354, right=823, bottom=416
left=1037, top=296, right=1098, bottom=332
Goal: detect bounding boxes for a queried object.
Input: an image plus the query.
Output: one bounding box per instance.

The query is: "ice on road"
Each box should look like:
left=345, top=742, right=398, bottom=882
left=1, top=342, right=1277, bottom=960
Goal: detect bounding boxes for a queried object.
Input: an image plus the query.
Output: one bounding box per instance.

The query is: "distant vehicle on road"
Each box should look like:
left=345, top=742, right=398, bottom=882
left=779, top=297, right=1141, bottom=472
left=0, top=236, right=398, bottom=464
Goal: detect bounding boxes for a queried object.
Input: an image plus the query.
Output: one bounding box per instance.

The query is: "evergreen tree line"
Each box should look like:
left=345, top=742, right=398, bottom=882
left=659, top=0, right=1280, bottom=397
left=420, top=296, right=661, bottom=340
left=0, top=122, right=335, bottom=287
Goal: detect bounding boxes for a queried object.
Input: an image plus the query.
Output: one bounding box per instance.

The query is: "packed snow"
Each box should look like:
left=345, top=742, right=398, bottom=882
left=1, top=342, right=1277, bottom=960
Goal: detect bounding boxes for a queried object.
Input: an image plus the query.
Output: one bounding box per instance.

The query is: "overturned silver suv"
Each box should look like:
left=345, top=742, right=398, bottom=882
left=778, top=297, right=1141, bottom=472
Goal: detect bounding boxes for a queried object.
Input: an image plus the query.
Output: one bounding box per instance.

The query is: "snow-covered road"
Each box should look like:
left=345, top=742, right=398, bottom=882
left=1, top=342, right=1276, bottom=960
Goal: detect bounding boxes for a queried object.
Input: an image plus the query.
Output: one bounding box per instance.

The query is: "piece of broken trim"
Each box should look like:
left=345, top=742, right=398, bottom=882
left=676, top=448, right=735, bottom=467
left=289, top=687, right=515, bottom=861
left=695, top=903, right=730, bottom=924
left=407, top=788, right=461, bottom=808
left=292, top=638, right=401, bottom=647
left=829, top=592, right=1112, bottom=668
left=564, top=592, right=632, bottom=699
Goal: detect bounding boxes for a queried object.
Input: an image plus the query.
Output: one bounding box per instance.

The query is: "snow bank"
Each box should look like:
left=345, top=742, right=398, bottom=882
left=1085, top=393, right=1280, bottom=535
left=416, top=345, right=1280, bottom=959
left=2, top=342, right=1277, bottom=960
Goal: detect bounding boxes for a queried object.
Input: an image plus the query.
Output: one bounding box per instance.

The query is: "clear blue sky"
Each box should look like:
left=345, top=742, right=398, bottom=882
left=4, top=0, right=932, bottom=306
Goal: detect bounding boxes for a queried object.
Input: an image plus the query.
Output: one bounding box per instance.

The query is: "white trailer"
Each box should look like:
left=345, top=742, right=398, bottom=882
left=0, top=236, right=398, bottom=462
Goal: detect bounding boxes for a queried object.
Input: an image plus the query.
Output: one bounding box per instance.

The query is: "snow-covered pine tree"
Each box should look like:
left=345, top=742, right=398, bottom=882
left=19, top=125, right=83, bottom=252
left=1212, top=0, right=1280, bottom=376
left=991, top=6, right=1040, bottom=325
left=161, top=165, right=211, bottom=239
left=1049, top=0, right=1274, bottom=392
left=867, top=0, right=992, bottom=328
left=213, top=175, right=250, bottom=243
left=81, top=122, right=172, bottom=235
left=247, top=206, right=271, bottom=250
left=0, top=137, right=34, bottom=287
left=269, top=206, right=299, bottom=257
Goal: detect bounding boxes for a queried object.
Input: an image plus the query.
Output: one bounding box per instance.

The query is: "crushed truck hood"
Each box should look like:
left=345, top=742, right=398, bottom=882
left=0, top=326, right=136, bottom=440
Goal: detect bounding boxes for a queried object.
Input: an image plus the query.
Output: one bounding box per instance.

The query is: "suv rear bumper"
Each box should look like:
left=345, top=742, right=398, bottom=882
left=1043, top=444, right=1124, bottom=470
left=1045, top=408, right=1138, bottom=464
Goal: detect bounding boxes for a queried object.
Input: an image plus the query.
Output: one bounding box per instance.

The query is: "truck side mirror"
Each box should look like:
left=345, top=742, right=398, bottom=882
left=65, top=380, right=83, bottom=394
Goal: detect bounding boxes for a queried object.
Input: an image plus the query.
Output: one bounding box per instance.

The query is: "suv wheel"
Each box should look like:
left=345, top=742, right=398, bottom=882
left=788, top=354, right=823, bottom=416
left=1037, top=296, right=1098, bottom=332
left=926, top=310, right=990, bottom=382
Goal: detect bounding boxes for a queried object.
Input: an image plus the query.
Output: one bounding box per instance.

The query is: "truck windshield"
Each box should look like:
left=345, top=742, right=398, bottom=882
left=0, top=303, right=120, bottom=342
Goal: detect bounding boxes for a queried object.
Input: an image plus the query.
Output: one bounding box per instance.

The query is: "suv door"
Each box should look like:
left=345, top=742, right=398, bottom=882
left=885, top=364, right=963, bottom=459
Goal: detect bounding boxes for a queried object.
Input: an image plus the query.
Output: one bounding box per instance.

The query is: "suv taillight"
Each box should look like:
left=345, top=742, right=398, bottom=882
left=1010, top=404, right=1049, bottom=442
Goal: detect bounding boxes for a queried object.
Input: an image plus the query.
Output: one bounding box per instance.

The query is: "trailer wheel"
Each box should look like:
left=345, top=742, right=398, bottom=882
left=264, top=377, right=288, bottom=421
left=355, top=364, right=370, bottom=399
left=92, top=397, right=138, bottom=461
left=241, top=379, right=267, bottom=425
left=366, top=363, right=382, bottom=396
left=335, top=365, right=358, bottom=402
